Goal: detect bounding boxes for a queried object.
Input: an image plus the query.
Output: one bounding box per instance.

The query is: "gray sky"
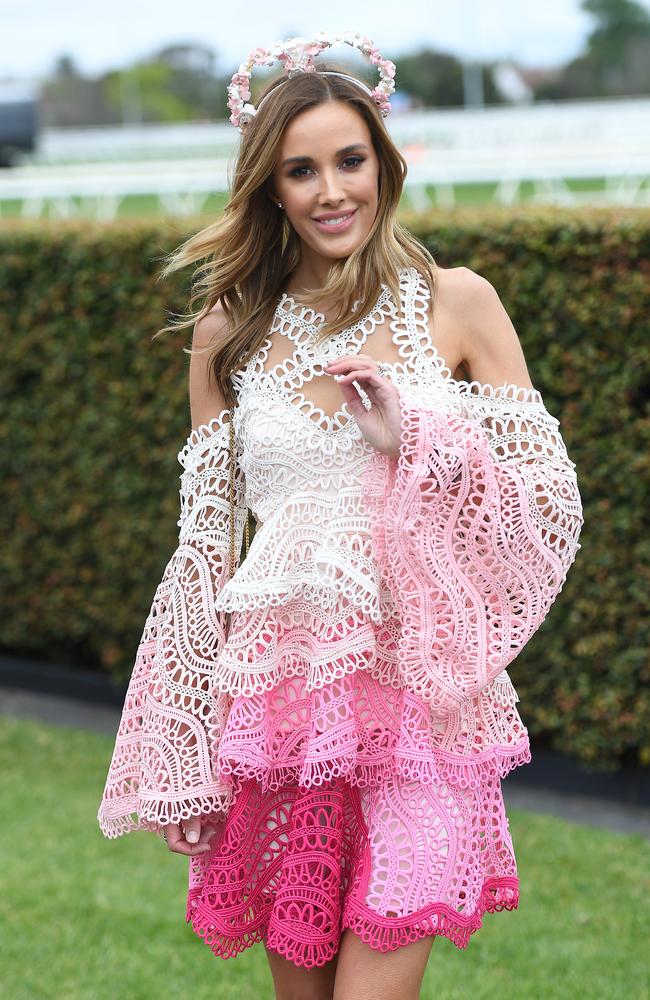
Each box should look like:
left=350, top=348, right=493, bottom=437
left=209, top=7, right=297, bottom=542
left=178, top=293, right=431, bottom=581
left=3, top=0, right=650, bottom=81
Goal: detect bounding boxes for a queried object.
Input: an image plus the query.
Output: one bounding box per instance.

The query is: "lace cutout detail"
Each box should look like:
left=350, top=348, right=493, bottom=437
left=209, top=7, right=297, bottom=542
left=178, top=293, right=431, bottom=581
left=236, top=269, right=429, bottom=435
left=397, top=268, right=547, bottom=409
left=216, top=269, right=449, bottom=616
left=361, top=395, right=583, bottom=715
left=185, top=774, right=520, bottom=966
left=212, top=651, right=531, bottom=791
left=96, top=410, right=248, bottom=837
left=260, top=289, right=395, bottom=433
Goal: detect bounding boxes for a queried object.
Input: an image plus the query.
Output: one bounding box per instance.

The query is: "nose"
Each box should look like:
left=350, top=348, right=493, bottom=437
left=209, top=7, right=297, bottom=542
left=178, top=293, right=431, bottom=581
left=318, top=168, right=346, bottom=205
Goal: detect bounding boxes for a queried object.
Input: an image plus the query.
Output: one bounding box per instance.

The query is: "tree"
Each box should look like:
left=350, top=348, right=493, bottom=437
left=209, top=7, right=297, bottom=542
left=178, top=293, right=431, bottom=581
left=534, top=0, right=650, bottom=99
left=41, top=54, right=113, bottom=126
left=392, top=48, right=503, bottom=108
left=584, top=0, right=650, bottom=66
left=102, top=43, right=223, bottom=123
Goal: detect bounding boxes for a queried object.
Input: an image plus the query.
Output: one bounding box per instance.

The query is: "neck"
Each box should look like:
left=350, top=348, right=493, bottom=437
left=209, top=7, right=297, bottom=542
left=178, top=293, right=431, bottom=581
left=286, top=245, right=342, bottom=302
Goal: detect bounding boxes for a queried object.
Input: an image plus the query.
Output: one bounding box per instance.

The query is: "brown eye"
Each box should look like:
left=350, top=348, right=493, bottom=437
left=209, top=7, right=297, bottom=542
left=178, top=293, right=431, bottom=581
left=289, top=156, right=364, bottom=179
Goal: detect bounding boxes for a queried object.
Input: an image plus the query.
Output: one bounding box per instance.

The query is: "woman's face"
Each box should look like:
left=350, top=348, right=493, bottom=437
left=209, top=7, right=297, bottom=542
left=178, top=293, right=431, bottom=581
left=271, top=100, right=380, bottom=264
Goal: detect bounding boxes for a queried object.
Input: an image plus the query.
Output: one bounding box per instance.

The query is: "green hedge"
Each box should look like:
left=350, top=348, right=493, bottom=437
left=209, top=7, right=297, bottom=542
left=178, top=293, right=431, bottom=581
left=1, top=206, right=648, bottom=772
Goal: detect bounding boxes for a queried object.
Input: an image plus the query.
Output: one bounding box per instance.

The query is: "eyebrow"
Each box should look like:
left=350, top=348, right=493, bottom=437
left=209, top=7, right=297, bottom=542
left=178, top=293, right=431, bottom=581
left=281, top=143, right=369, bottom=168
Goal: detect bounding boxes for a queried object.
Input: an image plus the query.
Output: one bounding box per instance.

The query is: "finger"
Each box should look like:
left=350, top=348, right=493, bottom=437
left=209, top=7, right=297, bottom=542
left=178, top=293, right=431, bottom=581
left=331, top=365, right=379, bottom=384
left=167, top=841, right=212, bottom=857
left=164, top=822, right=188, bottom=851
left=170, top=841, right=212, bottom=857
left=337, top=374, right=390, bottom=400
left=326, top=352, right=373, bottom=366
left=183, top=816, right=202, bottom=844
left=326, top=359, right=387, bottom=377
left=198, top=823, right=221, bottom=848
left=360, top=378, right=394, bottom=402
left=184, top=816, right=222, bottom=853
left=325, top=358, right=374, bottom=374
left=164, top=820, right=212, bottom=857
left=336, top=371, right=391, bottom=404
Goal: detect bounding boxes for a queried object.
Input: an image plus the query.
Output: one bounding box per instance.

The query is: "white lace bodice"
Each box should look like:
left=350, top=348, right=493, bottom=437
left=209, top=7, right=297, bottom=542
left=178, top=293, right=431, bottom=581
left=210, top=264, right=558, bottom=621
left=213, top=266, right=451, bottom=620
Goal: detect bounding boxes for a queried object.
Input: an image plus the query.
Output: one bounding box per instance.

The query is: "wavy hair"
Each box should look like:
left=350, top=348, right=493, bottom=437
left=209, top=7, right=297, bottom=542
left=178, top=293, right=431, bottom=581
left=154, top=61, right=439, bottom=408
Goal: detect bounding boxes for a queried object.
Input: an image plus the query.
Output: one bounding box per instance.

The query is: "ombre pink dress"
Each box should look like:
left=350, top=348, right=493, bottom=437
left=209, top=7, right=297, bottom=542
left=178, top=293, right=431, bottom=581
left=97, top=266, right=583, bottom=967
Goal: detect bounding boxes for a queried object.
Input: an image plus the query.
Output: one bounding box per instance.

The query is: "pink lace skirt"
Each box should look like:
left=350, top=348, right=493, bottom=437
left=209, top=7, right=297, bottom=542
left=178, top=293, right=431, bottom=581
left=183, top=603, right=529, bottom=967
left=186, top=771, right=520, bottom=967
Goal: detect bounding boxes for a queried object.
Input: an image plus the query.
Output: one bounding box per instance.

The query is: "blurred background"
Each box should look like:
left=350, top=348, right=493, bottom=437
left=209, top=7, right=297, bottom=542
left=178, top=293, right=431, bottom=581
left=1, top=4, right=649, bottom=999
left=2, top=0, right=650, bottom=216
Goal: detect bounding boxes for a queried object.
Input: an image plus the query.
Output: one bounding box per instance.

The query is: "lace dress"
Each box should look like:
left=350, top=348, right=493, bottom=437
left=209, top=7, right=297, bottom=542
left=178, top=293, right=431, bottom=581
left=96, top=265, right=584, bottom=966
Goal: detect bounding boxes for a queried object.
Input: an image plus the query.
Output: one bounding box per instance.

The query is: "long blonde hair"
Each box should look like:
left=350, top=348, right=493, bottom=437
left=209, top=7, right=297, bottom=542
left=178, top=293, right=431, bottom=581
left=154, top=61, right=439, bottom=408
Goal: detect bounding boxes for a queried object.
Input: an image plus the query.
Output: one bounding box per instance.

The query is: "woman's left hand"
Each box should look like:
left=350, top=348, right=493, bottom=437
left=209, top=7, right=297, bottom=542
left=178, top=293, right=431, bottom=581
left=324, top=354, right=402, bottom=458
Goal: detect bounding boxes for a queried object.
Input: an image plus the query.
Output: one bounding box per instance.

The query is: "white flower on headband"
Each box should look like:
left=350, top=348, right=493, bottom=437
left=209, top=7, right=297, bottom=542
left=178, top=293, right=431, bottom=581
left=227, top=30, right=397, bottom=132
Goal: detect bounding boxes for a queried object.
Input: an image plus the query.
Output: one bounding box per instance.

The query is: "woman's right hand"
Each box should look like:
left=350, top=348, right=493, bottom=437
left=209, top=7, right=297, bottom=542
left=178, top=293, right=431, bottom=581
left=162, top=815, right=219, bottom=856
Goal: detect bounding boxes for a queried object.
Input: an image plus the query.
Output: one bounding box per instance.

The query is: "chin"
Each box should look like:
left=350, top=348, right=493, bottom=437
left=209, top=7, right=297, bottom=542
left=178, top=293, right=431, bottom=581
left=309, top=229, right=371, bottom=258
left=321, top=241, right=363, bottom=259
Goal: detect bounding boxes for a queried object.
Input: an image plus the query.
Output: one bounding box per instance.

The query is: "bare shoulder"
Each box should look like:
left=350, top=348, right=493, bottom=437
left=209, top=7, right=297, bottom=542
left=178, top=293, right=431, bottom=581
left=434, top=265, right=498, bottom=326
left=188, top=300, right=232, bottom=429
left=425, top=265, right=493, bottom=376
left=192, top=299, right=230, bottom=349
left=433, top=265, right=533, bottom=388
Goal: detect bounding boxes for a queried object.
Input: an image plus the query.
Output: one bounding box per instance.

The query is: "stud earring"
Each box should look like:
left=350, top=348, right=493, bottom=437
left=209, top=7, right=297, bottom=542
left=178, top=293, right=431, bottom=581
left=277, top=201, right=283, bottom=209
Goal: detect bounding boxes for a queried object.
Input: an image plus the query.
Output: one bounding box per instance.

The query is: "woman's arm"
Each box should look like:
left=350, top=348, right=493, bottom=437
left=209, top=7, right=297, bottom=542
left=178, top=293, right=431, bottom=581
left=189, top=302, right=230, bottom=429
left=96, top=308, right=247, bottom=839
left=456, top=270, right=536, bottom=391
left=361, top=269, right=584, bottom=717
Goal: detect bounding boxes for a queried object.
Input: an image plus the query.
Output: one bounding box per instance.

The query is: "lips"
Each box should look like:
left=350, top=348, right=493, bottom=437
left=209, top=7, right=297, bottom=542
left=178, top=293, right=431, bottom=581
left=312, top=209, right=356, bottom=222
left=312, top=208, right=358, bottom=233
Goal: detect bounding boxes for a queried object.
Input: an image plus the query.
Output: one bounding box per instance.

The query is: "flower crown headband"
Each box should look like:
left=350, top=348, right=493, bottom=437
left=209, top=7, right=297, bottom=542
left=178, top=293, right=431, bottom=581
left=227, top=30, right=397, bottom=133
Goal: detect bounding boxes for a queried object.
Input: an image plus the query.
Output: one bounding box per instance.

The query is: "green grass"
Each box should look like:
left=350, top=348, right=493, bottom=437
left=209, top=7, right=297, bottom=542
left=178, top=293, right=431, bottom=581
left=1, top=715, right=648, bottom=999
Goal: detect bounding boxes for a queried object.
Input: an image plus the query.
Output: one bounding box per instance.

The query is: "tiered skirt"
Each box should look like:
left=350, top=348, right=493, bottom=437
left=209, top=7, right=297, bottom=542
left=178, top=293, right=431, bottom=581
left=183, top=596, right=530, bottom=966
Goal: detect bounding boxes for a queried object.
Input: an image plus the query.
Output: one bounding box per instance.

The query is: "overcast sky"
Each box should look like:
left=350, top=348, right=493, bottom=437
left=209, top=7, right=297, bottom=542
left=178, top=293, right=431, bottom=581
left=3, top=0, right=650, bottom=81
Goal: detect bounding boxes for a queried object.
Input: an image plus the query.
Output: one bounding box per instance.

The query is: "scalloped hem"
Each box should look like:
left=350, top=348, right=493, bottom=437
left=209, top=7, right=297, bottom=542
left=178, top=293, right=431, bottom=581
left=186, top=876, right=519, bottom=967
left=96, top=788, right=233, bottom=840
left=395, top=738, right=532, bottom=790
left=209, top=614, right=394, bottom=698
left=216, top=737, right=532, bottom=795
left=209, top=658, right=532, bottom=795
left=184, top=775, right=522, bottom=969
left=341, top=876, right=520, bottom=954
left=213, top=559, right=391, bottom=624
left=97, top=738, right=530, bottom=840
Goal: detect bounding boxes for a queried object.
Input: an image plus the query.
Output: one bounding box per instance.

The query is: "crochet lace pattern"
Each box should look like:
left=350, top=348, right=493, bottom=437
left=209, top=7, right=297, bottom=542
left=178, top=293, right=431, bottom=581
left=362, top=384, right=584, bottom=716
left=97, top=265, right=583, bottom=962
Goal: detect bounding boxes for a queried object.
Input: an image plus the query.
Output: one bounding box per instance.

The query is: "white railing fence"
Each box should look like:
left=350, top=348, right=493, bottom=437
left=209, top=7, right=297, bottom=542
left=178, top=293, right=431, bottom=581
left=1, top=96, right=649, bottom=218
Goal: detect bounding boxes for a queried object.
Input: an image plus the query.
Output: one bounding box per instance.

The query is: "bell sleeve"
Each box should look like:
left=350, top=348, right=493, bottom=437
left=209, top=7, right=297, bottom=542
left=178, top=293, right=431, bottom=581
left=361, top=381, right=584, bottom=718
left=96, top=409, right=248, bottom=838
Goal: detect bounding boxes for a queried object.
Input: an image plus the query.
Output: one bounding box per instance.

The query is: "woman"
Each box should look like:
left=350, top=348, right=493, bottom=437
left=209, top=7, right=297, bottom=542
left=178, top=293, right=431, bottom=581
left=97, top=32, right=584, bottom=1000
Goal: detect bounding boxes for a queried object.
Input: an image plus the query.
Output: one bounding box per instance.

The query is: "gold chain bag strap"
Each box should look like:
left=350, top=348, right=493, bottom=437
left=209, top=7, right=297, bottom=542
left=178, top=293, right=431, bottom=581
left=228, top=414, right=250, bottom=580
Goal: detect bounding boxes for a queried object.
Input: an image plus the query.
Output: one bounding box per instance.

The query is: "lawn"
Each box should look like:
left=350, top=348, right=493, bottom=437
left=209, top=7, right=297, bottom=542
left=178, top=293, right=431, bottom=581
left=1, top=714, right=648, bottom=999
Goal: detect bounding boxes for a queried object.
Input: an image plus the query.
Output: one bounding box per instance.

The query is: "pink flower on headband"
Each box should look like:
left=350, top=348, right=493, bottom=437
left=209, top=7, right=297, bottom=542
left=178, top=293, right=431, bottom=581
left=228, top=31, right=397, bottom=131
left=279, top=40, right=326, bottom=73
